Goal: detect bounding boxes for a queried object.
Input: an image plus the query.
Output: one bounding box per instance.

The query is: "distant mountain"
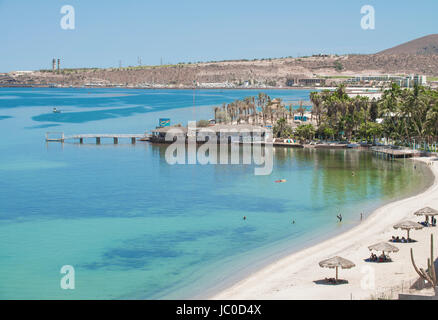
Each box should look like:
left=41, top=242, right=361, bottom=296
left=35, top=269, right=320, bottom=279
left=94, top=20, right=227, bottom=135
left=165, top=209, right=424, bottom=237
left=378, top=34, right=438, bottom=55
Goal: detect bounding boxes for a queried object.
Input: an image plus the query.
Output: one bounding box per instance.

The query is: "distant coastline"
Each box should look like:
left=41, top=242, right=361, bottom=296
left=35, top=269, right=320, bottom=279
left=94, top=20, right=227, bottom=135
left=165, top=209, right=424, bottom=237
left=0, top=84, right=377, bottom=92
left=0, top=84, right=321, bottom=89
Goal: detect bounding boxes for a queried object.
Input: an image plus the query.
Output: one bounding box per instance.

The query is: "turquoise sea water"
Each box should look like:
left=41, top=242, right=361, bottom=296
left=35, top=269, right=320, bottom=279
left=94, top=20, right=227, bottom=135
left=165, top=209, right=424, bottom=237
left=0, top=88, right=432, bottom=299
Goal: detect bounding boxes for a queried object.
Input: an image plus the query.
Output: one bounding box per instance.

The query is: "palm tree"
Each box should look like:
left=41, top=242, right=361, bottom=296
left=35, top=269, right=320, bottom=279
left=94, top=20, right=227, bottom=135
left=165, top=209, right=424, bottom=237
left=310, top=92, right=323, bottom=126
left=213, top=106, right=220, bottom=123
left=426, top=103, right=438, bottom=142
left=297, top=101, right=306, bottom=120
left=257, top=92, right=271, bottom=126
left=273, top=118, right=291, bottom=138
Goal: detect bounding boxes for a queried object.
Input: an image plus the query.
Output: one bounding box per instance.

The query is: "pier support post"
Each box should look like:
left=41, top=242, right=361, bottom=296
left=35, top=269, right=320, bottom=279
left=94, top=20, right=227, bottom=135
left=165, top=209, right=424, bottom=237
left=79, top=138, right=83, bottom=144
left=96, top=137, right=101, bottom=145
left=114, top=137, right=118, bottom=144
left=131, top=137, right=136, bottom=144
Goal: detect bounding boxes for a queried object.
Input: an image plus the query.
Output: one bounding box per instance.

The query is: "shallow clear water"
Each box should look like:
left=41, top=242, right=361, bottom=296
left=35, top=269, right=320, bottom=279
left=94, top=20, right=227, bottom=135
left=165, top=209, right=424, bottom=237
left=0, top=88, right=432, bottom=299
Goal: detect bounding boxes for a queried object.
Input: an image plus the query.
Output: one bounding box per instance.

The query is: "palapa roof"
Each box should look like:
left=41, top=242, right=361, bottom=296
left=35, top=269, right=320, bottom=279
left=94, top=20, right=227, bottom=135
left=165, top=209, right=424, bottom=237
left=269, top=103, right=281, bottom=109
left=152, top=125, right=187, bottom=134
left=198, top=124, right=267, bottom=133
left=414, top=207, right=438, bottom=216
left=393, top=221, right=424, bottom=230
left=319, top=256, right=355, bottom=269
left=368, top=242, right=399, bottom=253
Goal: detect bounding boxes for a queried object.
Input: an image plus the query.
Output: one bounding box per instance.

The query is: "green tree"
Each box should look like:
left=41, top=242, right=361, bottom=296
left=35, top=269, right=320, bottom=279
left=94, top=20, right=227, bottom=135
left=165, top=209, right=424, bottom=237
left=196, top=120, right=210, bottom=127
left=273, top=118, right=293, bottom=138
left=295, top=124, right=315, bottom=142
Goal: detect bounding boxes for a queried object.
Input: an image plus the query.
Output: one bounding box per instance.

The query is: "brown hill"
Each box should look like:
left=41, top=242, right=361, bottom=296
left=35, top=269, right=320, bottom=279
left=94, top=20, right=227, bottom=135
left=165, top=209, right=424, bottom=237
left=3, top=35, right=438, bottom=88
left=379, top=34, right=438, bottom=55
left=4, top=53, right=438, bottom=88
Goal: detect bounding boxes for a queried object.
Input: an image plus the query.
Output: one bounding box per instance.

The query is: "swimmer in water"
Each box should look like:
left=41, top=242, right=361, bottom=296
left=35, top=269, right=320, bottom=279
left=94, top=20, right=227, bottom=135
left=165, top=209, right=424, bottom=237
left=243, top=216, right=247, bottom=221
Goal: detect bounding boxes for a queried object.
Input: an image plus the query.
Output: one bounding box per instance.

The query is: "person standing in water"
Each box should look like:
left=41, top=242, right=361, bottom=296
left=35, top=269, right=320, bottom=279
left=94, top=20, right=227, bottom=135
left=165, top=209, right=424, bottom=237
left=337, top=213, right=342, bottom=222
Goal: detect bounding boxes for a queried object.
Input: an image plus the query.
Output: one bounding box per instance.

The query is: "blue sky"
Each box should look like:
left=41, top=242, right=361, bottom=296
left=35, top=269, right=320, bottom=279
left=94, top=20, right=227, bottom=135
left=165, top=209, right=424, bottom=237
left=0, top=0, right=437, bottom=72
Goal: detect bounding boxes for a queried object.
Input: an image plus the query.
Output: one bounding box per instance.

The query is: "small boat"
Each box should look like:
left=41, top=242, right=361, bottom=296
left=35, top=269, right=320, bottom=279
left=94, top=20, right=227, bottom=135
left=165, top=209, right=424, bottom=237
left=275, top=179, right=287, bottom=183
left=347, top=144, right=360, bottom=149
left=53, top=107, right=61, bottom=113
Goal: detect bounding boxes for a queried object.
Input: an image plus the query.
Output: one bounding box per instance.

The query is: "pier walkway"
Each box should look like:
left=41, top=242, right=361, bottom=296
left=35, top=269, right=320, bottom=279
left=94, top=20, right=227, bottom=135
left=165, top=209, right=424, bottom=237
left=45, top=132, right=148, bottom=144
left=371, top=146, right=421, bottom=159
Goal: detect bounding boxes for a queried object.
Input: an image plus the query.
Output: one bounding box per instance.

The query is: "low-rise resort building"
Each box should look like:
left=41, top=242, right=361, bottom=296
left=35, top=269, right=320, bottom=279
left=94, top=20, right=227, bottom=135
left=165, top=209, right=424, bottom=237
left=150, top=124, right=270, bottom=144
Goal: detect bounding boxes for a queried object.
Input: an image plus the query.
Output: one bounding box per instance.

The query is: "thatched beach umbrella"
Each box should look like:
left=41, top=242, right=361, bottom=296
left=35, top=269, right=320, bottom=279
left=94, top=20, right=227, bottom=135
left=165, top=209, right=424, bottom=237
left=319, top=256, right=355, bottom=282
left=368, top=242, right=399, bottom=259
left=393, top=221, right=423, bottom=240
left=414, top=207, right=438, bottom=223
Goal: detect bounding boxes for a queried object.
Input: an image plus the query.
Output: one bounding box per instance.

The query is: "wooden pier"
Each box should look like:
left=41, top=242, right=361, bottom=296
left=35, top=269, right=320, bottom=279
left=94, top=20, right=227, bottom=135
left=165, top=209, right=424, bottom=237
left=371, top=146, right=421, bottom=160
left=272, top=142, right=304, bottom=148
left=45, top=132, right=149, bottom=144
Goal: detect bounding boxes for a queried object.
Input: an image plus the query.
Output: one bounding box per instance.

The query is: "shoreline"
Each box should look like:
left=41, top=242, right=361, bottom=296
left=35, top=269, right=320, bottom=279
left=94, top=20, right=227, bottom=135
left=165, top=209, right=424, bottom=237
left=212, top=156, right=438, bottom=300
left=0, top=85, right=375, bottom=91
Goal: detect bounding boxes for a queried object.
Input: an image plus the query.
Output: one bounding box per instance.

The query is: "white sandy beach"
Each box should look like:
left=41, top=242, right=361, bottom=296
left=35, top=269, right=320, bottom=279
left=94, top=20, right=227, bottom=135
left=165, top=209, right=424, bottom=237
left=213, top=157, right=438, bottom=300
